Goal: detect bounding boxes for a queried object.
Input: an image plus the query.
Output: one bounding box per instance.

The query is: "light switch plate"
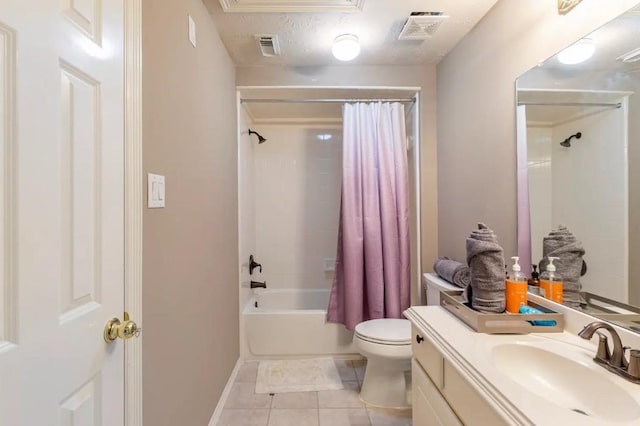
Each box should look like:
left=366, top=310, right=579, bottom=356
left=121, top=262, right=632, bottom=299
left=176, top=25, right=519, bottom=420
left=148, top=173, right=166, bottom=208
left=188, top=14, right=196, bottom=47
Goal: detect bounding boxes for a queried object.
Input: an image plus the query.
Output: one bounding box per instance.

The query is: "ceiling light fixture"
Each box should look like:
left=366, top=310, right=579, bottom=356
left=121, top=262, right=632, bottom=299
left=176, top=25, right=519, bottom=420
left=332, top=34, right=360, bottom=61
left=557, top=0, right=583, bottom=15
left=557, top=39, right=595, bottom=65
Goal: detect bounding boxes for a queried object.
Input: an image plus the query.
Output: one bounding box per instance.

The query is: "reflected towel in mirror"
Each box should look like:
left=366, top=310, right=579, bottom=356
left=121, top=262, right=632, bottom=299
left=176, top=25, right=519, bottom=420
left=539, top=225, right=586, bottom=308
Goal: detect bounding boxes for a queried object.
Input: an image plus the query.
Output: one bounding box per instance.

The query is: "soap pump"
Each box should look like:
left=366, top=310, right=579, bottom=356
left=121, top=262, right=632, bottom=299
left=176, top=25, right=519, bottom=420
left=540, top=256, right=563, bottom=303
left=506, top=256, right=528, bottom=313
left=528, top=264, right=540, bottom=295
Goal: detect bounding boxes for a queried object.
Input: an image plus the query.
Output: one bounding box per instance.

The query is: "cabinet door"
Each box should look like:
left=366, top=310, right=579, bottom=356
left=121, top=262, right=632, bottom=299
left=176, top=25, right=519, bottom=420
left=443, top=360, right=509, bottom=426
left=412, top=326, right=444, bottom=388
left=413, top=359, right=462, bottom=426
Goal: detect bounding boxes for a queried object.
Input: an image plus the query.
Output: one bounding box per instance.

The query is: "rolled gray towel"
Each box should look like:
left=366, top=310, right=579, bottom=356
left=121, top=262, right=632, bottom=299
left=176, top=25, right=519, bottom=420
left=466, top=223, right=506, bottom=313
left=433, top=257, right=470, bottom=288
left=538, top=225, right=585, bottom=308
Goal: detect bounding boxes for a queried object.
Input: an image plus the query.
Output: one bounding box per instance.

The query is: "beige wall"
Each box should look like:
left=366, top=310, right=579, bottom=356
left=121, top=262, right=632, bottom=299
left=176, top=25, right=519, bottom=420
left=237, top=65, right=438, bottom=281
left=437, top=0, right=640, bottom=261
left=142, top=0, right=238, bottom=424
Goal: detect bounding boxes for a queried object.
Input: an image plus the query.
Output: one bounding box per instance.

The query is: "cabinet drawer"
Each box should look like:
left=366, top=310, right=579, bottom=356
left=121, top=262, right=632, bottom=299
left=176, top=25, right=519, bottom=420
left=412, top=325, right=444, bottom=389
left=412, top=359, right=462, bottom=426
left=442, top=360, right=509, bottom=426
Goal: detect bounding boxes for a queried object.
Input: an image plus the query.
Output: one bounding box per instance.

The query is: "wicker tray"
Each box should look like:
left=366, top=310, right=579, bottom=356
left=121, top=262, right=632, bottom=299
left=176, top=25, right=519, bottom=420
left=440, top=290, right=564, bottom=333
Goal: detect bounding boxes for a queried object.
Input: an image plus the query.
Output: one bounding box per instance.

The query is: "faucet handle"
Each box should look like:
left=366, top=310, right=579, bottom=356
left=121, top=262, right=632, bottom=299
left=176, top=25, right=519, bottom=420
left=595, top=331, right=611, bottom=362
left=249, top=255, right=262, bottom=275
left=628, top=350, right=640, bottom=378
left=622, top=346, right=631, bottom=369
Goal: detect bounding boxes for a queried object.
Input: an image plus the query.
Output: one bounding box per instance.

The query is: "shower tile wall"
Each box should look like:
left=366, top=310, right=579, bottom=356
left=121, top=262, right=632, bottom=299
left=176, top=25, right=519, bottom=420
left=254, top=125, right=342, bottom=290
left=527, top=109, right=627, bottom=301
left=526, top=126, right=552, bottom=266
left=551, top=111, right=627, bottom=301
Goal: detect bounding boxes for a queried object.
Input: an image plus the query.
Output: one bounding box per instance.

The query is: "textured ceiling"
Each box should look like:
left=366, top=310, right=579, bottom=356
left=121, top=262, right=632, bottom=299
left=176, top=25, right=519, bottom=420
left=203, top=0, right=500, bottom=66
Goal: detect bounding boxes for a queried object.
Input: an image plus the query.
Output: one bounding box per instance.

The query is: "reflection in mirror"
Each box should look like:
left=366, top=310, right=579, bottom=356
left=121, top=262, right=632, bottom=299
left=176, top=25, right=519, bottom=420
left=516, top=4, right=640, bottom=331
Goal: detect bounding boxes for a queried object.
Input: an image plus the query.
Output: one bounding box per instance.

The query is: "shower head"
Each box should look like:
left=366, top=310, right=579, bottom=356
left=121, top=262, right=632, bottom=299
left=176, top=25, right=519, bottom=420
left=248, top=129, right=267, bottom=144
left=560, top=131, right=582, bottom=147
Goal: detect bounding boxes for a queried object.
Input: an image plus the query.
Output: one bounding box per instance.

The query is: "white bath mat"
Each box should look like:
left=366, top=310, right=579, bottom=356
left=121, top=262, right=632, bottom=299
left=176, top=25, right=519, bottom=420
left=255, top=358, right=344, bottom=394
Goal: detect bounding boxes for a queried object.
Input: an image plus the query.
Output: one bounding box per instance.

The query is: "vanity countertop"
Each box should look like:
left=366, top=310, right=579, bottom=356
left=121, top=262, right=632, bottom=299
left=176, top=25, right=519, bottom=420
left=405, top=305, right=640, bottom=425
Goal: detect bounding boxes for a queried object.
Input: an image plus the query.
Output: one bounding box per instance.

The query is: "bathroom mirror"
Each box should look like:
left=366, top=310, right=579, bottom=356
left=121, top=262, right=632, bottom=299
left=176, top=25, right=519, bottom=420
left=516, top=3, right=640, bottom=331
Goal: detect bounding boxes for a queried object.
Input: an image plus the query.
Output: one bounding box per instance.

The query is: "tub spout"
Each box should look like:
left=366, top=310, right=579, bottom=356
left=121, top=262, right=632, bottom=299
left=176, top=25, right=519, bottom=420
left=251, top=280, right=267, bottom=289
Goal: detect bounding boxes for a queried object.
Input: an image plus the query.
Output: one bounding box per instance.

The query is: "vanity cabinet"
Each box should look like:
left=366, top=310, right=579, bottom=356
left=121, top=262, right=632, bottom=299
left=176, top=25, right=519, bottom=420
left=411, top=326, right=508, bottom=426
left=412, top=359, right=462, bottom=425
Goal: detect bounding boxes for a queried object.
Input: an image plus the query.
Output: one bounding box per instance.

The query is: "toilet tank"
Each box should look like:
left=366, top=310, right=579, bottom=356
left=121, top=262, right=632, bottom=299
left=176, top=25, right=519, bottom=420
left=423, top=273, right=461, bottom=306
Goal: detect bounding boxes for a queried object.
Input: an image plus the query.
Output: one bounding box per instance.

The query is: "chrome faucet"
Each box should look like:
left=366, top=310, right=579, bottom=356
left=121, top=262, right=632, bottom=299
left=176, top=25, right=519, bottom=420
left=578, top=321, right=625, bottom=368
left=579, top=321, right=640, bottom=384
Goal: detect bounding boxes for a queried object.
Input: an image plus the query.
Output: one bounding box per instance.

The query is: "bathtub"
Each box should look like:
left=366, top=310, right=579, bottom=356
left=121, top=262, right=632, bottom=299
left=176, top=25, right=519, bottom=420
left=243, top=289, right=356, bottom=358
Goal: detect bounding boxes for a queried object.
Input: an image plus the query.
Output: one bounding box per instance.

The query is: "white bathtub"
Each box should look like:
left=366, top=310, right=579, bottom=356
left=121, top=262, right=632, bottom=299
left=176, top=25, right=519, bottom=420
left=243, top=289, right=356, bottom=358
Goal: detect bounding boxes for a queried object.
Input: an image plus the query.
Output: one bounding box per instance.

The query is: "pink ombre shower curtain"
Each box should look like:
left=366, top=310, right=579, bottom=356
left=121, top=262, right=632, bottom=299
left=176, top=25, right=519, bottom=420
left=327, top=102, right=410, bottom=331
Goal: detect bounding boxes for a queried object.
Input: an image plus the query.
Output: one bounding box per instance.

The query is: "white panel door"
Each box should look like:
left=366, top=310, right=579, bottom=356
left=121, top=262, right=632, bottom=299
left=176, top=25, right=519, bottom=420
left=0, top=0, right=126, bottom=425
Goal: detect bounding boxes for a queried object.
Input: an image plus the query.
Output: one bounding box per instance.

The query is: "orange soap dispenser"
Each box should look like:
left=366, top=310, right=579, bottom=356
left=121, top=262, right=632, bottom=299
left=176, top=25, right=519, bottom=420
left=540, top=256, right=563, bottom=303
left=506, top=256, right=528, bottom=313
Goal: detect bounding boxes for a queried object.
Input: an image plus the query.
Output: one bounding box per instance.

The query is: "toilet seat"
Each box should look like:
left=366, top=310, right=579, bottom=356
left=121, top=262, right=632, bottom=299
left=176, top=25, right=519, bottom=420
left=354, top=319, right=411, bottom=346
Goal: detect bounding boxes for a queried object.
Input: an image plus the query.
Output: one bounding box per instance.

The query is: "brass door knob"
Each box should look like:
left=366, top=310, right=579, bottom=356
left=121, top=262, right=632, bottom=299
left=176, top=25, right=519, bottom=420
left=104, top=312, right=140, bottom=342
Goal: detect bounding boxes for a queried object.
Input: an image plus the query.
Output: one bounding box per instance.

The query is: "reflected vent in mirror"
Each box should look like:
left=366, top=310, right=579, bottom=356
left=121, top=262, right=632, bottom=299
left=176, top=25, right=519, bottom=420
left=617, top=47, right=640, bottom=63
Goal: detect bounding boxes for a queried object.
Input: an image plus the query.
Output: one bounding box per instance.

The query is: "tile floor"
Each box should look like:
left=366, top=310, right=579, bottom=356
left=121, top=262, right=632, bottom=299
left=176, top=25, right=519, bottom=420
left=218, top=359, right=412, bottom=426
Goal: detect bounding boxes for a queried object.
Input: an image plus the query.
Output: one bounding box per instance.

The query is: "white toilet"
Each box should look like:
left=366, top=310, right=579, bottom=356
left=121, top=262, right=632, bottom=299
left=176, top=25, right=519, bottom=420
left=354, top=318, right=412, bottom=408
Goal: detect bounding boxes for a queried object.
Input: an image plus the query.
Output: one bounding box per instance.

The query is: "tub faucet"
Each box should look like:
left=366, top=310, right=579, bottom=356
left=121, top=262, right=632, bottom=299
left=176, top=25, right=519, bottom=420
left=579, top=321, right=625, bottom=368
left=250, top=280, right=266, bottom=289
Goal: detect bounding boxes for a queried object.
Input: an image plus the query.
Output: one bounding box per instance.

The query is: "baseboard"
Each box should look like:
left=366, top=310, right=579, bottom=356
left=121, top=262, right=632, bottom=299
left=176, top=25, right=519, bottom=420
left=208, top=358, right=242, bottom=426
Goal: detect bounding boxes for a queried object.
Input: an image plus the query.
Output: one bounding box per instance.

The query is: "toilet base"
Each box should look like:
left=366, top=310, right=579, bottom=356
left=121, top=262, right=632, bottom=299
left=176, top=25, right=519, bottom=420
left=359, top=355, right=412, bottom=409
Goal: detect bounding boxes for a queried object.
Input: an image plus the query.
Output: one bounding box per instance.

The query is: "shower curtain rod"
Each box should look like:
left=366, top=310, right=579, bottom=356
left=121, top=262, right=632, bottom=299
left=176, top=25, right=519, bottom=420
left=518, top=101, right=622, bottom=108
left=240, top=97, right=416, bottom=104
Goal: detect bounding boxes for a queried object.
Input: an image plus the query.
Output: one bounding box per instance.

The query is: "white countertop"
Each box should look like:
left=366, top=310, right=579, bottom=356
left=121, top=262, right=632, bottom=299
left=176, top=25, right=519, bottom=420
left=405, top=305, right=640, bottom=425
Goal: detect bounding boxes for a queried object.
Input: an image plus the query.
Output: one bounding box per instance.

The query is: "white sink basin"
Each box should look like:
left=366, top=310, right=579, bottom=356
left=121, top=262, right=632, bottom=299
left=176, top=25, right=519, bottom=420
left=492, top=343, right=640, bottom=422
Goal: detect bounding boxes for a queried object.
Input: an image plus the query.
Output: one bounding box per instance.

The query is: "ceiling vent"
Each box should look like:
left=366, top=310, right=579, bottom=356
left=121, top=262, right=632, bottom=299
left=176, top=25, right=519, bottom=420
left=255, top=35, right=281, bottom=57
left=398, top=12, right=449, bottom=41
left=617, top=47, right=640, bottom=63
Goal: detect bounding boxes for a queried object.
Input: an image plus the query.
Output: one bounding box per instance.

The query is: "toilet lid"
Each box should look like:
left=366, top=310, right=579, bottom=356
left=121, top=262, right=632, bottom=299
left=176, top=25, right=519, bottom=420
left=354, top=319, right=411, bottom=345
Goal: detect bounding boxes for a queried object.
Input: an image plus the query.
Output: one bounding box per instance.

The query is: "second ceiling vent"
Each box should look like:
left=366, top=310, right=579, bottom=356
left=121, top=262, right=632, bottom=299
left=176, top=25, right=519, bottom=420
left=617, top=47, right=640, bottom=63
left=398, top=12, right=449, bottom=41
left=255, top=34, right=281, bottom=57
